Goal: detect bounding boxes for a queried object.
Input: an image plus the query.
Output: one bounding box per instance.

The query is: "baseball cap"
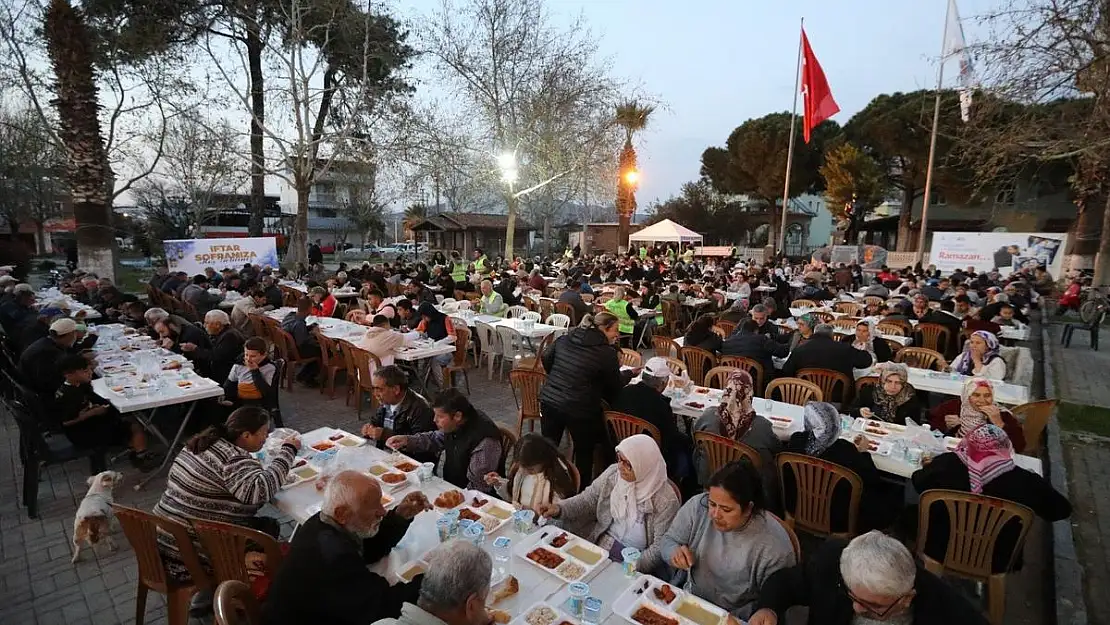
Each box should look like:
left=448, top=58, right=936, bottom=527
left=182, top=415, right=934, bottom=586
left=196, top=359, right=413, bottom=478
left=49, top=318, right=77, bottom=335
left=643, top=357, right=672, bottom=378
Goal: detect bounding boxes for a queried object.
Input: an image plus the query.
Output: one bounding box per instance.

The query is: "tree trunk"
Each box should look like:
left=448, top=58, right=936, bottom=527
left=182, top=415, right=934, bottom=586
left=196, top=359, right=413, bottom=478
left=542, top=215, right=551, bottom=257
left=34, top=220, right=47, bottom=255
left=1093, top=194, right=1110, bottom=286
left=617, top=213, right=630, bottom=255
left=74, top=200, right=117, bottom=281
left=289, top=185, right=309, bottom=265
left=504, top=193, right=517, bottom=259
left=767, top=204, right=778, bottom=256
left=246, top=21, right=266, bottom=237
left=896, top=186, right=916, bottom=252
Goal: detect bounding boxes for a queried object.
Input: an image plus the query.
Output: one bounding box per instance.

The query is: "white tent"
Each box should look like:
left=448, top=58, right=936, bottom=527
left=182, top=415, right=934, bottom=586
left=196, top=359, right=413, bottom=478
left=627, top=219, right=703, bottom=244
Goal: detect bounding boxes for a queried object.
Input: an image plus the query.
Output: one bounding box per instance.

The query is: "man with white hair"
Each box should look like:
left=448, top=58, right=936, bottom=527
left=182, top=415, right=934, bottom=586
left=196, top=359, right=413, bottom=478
left=263, top=471, right=432, bottom=625
left=190, top=309, right=245, bottom=383
left=372, top=540, right=493, bottom=625
left=612, top=357, right=691, bottom=479
left=748, top=531, right=987, bottom=625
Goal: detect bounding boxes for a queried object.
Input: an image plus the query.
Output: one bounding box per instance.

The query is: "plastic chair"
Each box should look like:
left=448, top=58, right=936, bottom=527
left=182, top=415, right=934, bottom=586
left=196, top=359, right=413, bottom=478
left=522, top=295, right=538, bottom=311
left=455, top=300, right=472, bottom=311
left=715, top=320, right=736, bottom=337
left=246, top=313, right=269, bottom=339
left=652, top=335, right=680, bottom=359
left=498, top=426, right=517, bottom=474
left=854, top=376, right=878, bottom=395
left=694, top=431, right=763, bottom=474
left=192, top=518, right=285, bottom=586
left=915, top=322, right=951, bottom=353
left=506, top=305, right=529, bottom=319
left=862, top=295, right=885, bottom=307
left=834, top=302, right=863, bottom=316
left=444, top=326, right=472, bottom=394
left=876, top=322, right=907, bottom=337
left=521, top=311, right=542, bottom=323
left=766, top=377, right=824, bottom=406
left=831, top=318, right=859, bottom=332
left=660, top=300, right=683, bottom=337
left=554, top=302, right=578, bottom=326
left=475, top=321, right=502, bottom=380
left=214, top=580, right=260, bottom=625
left=703, top=366, right=739, bottom=390
left=660, top=356, right=688, bottom=376
left=776, top=452, right=863, bottom=540
left=271, top=328, right=319, bottom=391
left=346, top=346, right=382, bottom=420
left=766, top=511, right=803, bottom=562
left=1011, top=399, right=1056, bottom=456
left=895, top=347, right=947, bottom=371
left=496, top=325, right=528, bottom=381
left=603, top=411, right=662, bottom=446
left=791, top=299, right=817, bottom=309
left=797, top=367, right=853, bottom=405
left=718, top=356, right=766, bottom=395
left=915, top=490, right=1036, bottom=625
left=509, top=369, right=546, bottom=435
left=315, top=334, right=346, bottom=399
left=546, top=313, right=571, bottom=329
left=680, top=346, right=717, bottom=386
left=619, top=348, right=643, bottom=368
left=113, top=505, right=211, bottom=625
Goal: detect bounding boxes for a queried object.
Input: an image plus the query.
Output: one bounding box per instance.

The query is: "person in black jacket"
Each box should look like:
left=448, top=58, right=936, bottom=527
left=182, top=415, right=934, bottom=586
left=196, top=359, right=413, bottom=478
left=556, top=281, right=590, bottom=322
left=191, top=310, right=245, bottom=383
left=909, top=424, right=1071, bottom=573
left=19, top=318, right=81, bottom=399
left=359, top=365, right=436, bottom=463
left=720, top=319, right=789, bottom=394
left=612, top=357, right=692, bottom=480
left=843, top=319, right=892, bottom=364
left=848, top=362, right=922, bottom=425
left=780, top=324, right=874, bottom=383
left=682, top=314, right=722, bottom=353
left=540, top=311, right=634, bottom=482
left=261, top=472, right=430, bottom=625
left=748, top=531, right=989, bottom=625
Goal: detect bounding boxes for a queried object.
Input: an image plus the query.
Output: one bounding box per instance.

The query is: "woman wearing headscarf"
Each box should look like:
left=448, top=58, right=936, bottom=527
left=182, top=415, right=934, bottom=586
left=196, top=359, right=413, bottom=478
left=929, top=377, right=1026, bottom=452
left=693, top=370, right=780, bottom=499
left=848, top=362, right=921, bottom=425
left=949, top=330, right=1007, bottom=379
left=847, top=319, right=892, bottom=364
left=787, top=313, right=816, bottom=352
left=535, top=434, right=681, bottom=555
left=911, top=424, right=1070, bottom=572
left=414, top=302, right=456, bottom=387
left=784, top=402, right=899, bottom=532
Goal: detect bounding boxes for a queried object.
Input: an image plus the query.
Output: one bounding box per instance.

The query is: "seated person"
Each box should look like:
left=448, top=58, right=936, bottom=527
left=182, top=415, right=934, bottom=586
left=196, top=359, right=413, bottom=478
left=556, top=281, right=590, bottom=321
left=693, top=370, right=780, bottom=499
left=682, top=314, right=722, bottom=353
left=720, top=319, right=789, bottom=393
left=414, top=302, right=456, bottom=387
left=910, top=423, right=1070, bottom=572
left=359, top=365, right=436, bottom=462
left=848, top=362, right=921, bottom=425
left=154, top=314, right=212, bottom=362
left=370, top=541, right=492, bottom=625
left=310, top=285, right=338, bottom=318
left=358, top=314, right=405, bottom=366
left=785, top=402, right=900, bottom=533
left=536, top=434, right=680, bottom=555
left=385, top=389, right=501, bottom=493
left=221, top=336, right=278, bottom=413
left=787, top=313, right=816, bottom=352
left=54, top=354, right=157, bottom=470
left=639, top=461, right=796, bottom=621
left=262, top=471, right=432, bottom=625
left=749, top=531, right=989, bottom=625
left=477, top=279, right=507, bottom=317
left=992, top=303, right=1028, bottom=329
left=192, top=309, right=245, bottom=383
left=483, top=433, right=577, bottom=509
left=847, top=319, right=891, bottom=364
left=613, top=357, right=694, bottom=480
left=929, top=377, right=1026, bottom=452
left=282, top=297, right=321, bottom=386
left=949, top=330, right=1006, bottom=379
left=20, top=318, right=81, bottom=398
left=780, top=324, right=874, bottom=383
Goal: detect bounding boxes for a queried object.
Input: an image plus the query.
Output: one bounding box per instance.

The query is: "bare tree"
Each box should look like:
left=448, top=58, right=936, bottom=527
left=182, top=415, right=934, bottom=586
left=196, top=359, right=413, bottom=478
left=0, top=105, right=66, bottom=252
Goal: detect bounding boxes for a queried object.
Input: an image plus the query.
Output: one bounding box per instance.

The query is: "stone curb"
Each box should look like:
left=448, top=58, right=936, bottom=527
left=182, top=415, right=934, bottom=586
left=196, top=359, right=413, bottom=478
left=1041, top=322, right=1088, bottom=625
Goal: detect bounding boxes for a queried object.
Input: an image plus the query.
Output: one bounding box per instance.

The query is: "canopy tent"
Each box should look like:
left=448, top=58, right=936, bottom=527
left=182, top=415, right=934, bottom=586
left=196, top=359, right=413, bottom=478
left=626, top=219, right=703, bottom=244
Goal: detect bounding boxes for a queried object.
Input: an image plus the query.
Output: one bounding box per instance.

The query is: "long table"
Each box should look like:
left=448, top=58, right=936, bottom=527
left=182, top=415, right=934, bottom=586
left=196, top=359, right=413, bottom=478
left=264, top=308, right=456, bottom=362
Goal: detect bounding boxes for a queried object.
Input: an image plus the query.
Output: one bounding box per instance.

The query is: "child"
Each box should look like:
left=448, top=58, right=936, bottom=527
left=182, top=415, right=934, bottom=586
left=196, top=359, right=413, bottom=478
left=484, top=433, right=577, bottom=509
left=54, top=354, right=158, bottom=471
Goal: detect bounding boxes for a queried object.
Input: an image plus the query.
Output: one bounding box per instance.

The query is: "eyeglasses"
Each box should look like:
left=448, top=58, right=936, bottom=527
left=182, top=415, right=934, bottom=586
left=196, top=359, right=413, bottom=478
left=845, top=588, right=908, bottom=619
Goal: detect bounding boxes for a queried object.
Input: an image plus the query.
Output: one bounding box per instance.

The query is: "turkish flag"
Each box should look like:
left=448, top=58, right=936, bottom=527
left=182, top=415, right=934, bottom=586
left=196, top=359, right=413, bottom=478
left=801, top=29, right=839, bottom=143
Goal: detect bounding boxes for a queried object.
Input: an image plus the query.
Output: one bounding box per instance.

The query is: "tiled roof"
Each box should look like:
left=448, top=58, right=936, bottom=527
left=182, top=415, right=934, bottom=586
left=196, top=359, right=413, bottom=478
left=412, top=212, right=534, bottom=231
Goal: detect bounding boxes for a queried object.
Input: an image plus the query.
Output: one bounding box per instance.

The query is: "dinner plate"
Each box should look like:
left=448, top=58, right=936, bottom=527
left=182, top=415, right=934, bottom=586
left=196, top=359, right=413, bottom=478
left=513, top=527, right=607, bottom=583
left=283, top=458, right=322, bottom=489
left=612, top=575, right=728, bottom=625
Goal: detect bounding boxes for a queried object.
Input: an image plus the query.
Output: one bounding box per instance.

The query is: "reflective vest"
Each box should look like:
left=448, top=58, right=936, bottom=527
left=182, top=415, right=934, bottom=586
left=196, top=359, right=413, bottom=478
left=474, top=255, right=489, bottom=275
left=451, top=261, right=468, bottom=283
left=654, top=302, right=663, bottom=325
left=639, top=246, right=648, bottom=259
left=480, top=292, right=506, bottom=317
left=604, top=298, right=634, bottom=334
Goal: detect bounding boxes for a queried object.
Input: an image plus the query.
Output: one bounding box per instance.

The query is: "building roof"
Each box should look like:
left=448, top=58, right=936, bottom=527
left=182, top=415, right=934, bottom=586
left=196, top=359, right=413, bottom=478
left=411, top=212, right=534, bottom=232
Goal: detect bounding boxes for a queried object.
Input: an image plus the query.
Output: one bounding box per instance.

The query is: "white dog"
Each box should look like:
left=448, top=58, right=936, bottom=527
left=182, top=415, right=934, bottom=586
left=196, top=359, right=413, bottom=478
left=71, top=470, right=123, bottom=563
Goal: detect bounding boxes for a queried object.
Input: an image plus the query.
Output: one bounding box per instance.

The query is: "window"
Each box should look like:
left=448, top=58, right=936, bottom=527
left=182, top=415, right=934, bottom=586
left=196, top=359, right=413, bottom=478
left=932, top=190, right=947, bottom=206
left=316, top=208, right=337, bottom=218
left=995, top=184, right=1016, bottom=205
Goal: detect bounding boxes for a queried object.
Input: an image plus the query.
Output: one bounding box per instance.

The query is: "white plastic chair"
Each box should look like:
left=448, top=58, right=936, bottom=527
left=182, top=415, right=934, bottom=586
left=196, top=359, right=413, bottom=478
left=435, top=295, right=445, bottom=304
left=456, top=300, right=472, bottom=311
left=440, top=302, right=459, bottom=313
left=441, top=298, right=457, bottom=306
left=506, top=305, right=529, bottom=319
left=496, top=325, right=528, bottom=380
left=448, top=315, right=468, bottom=330
left=521, top=311, right=541, bottom=323
left=546, top=313, right=570, bottom=329
left=475, top=321, right=502, bottom=379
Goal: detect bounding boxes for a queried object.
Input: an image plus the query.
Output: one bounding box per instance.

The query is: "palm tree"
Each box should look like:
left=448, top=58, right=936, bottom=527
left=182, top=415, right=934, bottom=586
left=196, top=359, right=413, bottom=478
left=615, top=101, right=653, bottom=251
left=44, top=0, right=116, bottom=281
left=402, top=203, right=427, bottom=240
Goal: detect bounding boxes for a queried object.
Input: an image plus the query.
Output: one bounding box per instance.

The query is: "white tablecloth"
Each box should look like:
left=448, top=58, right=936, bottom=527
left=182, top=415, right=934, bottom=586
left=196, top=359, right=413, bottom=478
left=35, top=288, right=102, bottom=319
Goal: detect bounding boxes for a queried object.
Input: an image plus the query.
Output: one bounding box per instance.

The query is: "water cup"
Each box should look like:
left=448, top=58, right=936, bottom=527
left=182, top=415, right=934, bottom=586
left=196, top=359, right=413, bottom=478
left=436, top=517, right=452, bottom=542
left=582, top=597, right=602, bottom=625
left=620, top=547, right=641, bottom=577
left=419, top=462, right=435, bottom=483
left=463, top=522, right=485, bottom=546
left=568, top=582, right=590, bottom=617
left=512, top=509, right=535, bottom=534
left=906, top=447, right=924, bottom=467
left=442, top=509, right=461, bottom=537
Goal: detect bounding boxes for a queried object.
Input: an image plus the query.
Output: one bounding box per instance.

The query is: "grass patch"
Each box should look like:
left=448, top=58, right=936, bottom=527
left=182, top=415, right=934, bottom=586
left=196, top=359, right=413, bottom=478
left=1056, top=402, right=1110, bottom=437
left=115, top=264, right=149, bottom=295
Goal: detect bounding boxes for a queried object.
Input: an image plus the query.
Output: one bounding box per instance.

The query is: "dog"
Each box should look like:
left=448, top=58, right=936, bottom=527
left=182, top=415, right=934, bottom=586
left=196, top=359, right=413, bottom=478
left=71, top=470, right=123, bottom=563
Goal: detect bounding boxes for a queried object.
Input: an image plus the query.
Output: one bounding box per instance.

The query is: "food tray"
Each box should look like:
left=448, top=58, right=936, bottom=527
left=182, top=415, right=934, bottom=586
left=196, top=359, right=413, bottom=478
left=851, top=418, right=906, bottom=438
left=319, top=429, right=367, bottom=449
left=382, top=452, right=423, bottom=473
left=101, top=363, right=137, bottom=374
left=612, top=575, right=728, bottom=625
left=452, top=505, right=506, bottom=534
left=479, top=498, right=515, bottom=524
left=282, top=458, right=322, bottom=489
left=432, top=488, right=483, bottom=511
left=766, top=415, right=795, bottom=430
left=509, top=602, right=575, bottom=625
left=513, top=527, right=607, bottom=583
left=394, top=556, right=427, bottom=584
left=367, top=463, right=411, bottom=491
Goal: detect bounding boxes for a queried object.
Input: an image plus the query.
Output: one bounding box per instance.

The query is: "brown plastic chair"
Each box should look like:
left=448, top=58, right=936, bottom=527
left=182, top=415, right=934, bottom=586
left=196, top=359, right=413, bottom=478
left=522, top=295, right=538, bottom=312
left=895, top=347, right=947, bottom=371
left=661, top=356, right=688, bottom=376
left=498, top=426, right=518, bottom=472
left=694, top=431, right=763, bottom=474
left=246, top=313, right=269, bottom=339
left=509, top=369, right=546, bottom=435
left=876, top=322, right=907, bottom=337
left=604, top=411, right=662, bottom=446
left=791, top=299, right=818, bottom=309
left=660, top=300, right=683, bottom=336
left=766, top=511, right=802, bottom=562
left=315, top=334, right=346, bottom=399
left=811, top=311, right=835, bottom=324
left=834, top=302, right=863, bottom=316
left=619, top=348, right=643, bottom=368
left=854, top=375, right=878, bottom=395
left=776, top=452, right=863, bottom=540
left=346, top=345, right=382, bottom=419
left=718, top=356, right=766, bottom=395
left=668, top=479, right=683, bottom=500
left=270, top=328, right=319, bottom=391
left=862, top=295, right=884, bottom=307
left=652, top=335, right=680, bottom=359
left=916, top=490, right=1036, bottom=625
left=214, top=579, right=260, bottom=625
left=916, top=323, right=951, bottom=353
left=554, top=301, right=578, bottom=326
left=444, top=326, right=472, bottom=394
left=766, top=378, right=824, bottom=406
left=831, top=318, right=860, bottom=332
left=337, top=340, right=360, bottom=407
left=680, top=346, right=717, bottom=386
left=192, top=518, right=285, bottom=587
left=715, top=320, right=736, bottom=337
left=113, top=505, right=211, bottom=625
left=1012, top=399, right=1056, bottom=456
left=797, top=367, right=853, bottom=405
left=703, top=366, right=739, bottom=390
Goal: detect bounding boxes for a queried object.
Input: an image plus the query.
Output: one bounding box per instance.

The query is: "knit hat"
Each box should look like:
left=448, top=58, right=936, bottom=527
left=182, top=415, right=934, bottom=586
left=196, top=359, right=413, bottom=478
left=49, top=318, right=77, bottom=335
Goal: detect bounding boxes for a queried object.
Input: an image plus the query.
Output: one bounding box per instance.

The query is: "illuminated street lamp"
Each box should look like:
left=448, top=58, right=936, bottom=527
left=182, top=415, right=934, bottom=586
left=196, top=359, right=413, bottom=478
left=498, top=151, right=518, bottom=185
left=623, top=169, right=639, bottom=186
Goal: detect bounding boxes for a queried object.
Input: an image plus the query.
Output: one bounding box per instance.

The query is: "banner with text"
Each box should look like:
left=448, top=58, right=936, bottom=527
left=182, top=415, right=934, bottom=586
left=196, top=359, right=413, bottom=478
left=163, top=237, right=279, bottom=275
left=929, top=232, right=1067, bottom=276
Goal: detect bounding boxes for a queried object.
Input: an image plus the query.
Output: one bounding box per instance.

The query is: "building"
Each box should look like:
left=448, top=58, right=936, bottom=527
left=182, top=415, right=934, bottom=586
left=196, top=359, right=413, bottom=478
left=277, top=159, right=377, bottom=250
left=193, top=193, right=286, bottom=243
left=568, top=223, right=646, bottom=255
left=410, top=213, right=535, bottom=257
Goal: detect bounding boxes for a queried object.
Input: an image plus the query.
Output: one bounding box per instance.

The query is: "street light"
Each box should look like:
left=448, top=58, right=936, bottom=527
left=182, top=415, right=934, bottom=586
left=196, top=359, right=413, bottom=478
left=497, top=151, right=518, bottom=185
left=623, top=169, right=639, bottom=186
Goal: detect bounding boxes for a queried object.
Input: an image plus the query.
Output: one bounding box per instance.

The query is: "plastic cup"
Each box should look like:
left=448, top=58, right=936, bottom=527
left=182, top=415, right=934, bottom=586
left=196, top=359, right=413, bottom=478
left=512, top=509, right=535, bottom=534
left=463, top=522, right=485, bottom=546
left=906, top=447, right=924, bottom=467
left=420, top=462, right=435, bottom=483
left=436, top=517, right=452, bottom=542
left=568, top=582, right=590, bottom=617
left=442, top=509, right=461, bottom=537
left=620, top=547, right=641, bottom=577
left=583, top=597, right=602, bottom=625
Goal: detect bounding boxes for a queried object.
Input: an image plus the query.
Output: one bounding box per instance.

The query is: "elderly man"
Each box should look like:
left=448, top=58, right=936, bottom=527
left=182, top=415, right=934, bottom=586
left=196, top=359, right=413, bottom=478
left=749, top=531, right=988, bottom=625
left=477, top=279, right=507, bottom=317
left=230, top=288, right=270, bottom=335
left=361, top=365, right=436, bottom=461
left=780, top=324, right=873, bottom=382
left=372, top=540, right=493, bottom=625
left=263, top=471, right=431, bottom=625
left=20, top=318, right=81, bottom=398
left=613, top=357, right=692, bottom=479
left=153, top=314, right=211, bottom=364
left=191, top=309, right=245, bottom=382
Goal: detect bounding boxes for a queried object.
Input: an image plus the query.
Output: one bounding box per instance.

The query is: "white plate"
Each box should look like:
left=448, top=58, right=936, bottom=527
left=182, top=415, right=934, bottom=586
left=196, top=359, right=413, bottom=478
left=513, top=528, right=607, bottom=583
left=612, top=575, right=726, bottom=625
left=320, top=429, right=368, bottom=449
left=283, top=459, right=322, bottom=490
left=508, top=602, right=566, bottom=625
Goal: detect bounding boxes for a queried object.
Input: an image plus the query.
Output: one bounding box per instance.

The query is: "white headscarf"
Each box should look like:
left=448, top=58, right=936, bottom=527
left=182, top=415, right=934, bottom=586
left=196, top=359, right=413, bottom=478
left=610, top=434, right=668, bottom=525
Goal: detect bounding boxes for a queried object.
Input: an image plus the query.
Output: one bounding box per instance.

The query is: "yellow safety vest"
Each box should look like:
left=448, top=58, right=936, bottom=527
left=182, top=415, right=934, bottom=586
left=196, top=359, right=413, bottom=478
left=639, top=246, right=647, bottom=259
left=481, top=292, right=506, bottom=317
left=474, top=255, right=489, bottom=275
left=451, top=261, right=468, bottom=283
left=604, top=298, right=634, bottom=335
left=654, top=302, right=663, bottom=325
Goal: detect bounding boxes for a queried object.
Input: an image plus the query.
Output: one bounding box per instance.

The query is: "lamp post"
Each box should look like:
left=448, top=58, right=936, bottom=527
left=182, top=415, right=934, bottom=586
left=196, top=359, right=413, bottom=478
left=616, top=157, right=639, bottom=254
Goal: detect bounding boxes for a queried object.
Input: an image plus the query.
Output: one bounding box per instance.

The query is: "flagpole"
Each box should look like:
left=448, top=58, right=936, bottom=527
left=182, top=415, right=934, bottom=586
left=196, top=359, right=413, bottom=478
left=914, top=0, right=951, bottom=268
left=778, top=17, right=804, bottom=257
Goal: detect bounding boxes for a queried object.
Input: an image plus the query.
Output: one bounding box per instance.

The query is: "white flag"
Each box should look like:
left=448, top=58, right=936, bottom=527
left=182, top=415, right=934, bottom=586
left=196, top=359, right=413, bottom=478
left=943, top=0, right=975, bottom=122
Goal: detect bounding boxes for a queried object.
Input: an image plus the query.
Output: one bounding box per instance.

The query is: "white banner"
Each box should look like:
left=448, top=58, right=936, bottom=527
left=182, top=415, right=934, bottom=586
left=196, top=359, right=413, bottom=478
left=929, top=232, right=1067, bottom=276
left=163, top=237, right=279, bottom=275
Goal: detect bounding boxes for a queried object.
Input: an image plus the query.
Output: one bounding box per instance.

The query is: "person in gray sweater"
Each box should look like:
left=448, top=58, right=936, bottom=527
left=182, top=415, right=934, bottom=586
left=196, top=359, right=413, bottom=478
left=639, top=461, right=796, bottom=621
left=536, top=434, right=680, bottom=554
